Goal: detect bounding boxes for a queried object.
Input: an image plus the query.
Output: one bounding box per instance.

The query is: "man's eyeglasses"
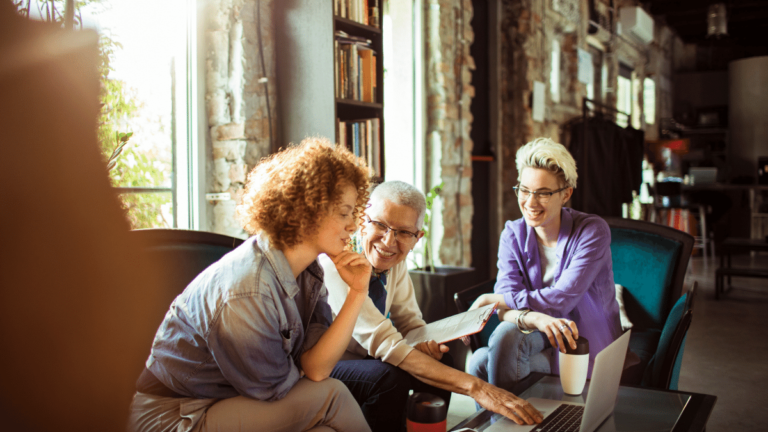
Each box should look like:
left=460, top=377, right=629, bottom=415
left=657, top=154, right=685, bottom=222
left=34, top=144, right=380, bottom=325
left=364, top=217, right=420, bottom=243
left=513, top=185, right=568, bottom=204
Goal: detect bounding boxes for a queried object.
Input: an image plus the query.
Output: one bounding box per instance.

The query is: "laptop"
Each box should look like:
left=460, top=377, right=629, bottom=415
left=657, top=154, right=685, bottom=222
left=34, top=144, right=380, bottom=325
left=485, top=330, right=631, bottom=432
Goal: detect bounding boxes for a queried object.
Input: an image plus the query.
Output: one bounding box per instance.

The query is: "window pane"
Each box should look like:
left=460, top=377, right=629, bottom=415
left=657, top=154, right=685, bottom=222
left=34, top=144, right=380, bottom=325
left=551, top=40, right=560, bottom=103
left=81, top=0, right=188, bottom=227
left=119, top=192, right=173, bottom=229
left=644, top=77, right=656, bottom=125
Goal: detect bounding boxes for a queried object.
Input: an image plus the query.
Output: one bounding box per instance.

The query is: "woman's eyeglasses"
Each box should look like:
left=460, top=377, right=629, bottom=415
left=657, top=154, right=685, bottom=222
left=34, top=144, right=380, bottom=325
left=513, top=186, right=568, bottom=204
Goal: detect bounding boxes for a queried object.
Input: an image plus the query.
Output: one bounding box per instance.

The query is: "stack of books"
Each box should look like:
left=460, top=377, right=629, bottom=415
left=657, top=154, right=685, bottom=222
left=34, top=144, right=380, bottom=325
left=334, top=0, right=379, bottom=27
left=335, top=31, right=377, bottom=103
left=337, top=118, right=381, bottom=176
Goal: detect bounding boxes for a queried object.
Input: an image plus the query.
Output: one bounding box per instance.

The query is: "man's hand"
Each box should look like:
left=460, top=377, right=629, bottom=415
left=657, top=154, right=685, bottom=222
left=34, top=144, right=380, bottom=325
left=471, top=381, right=543, bottom=426
left=468, top=293, right=506, bottom=311
left=329, top=251, right=371, bottom=295
left=414, top=340, right=449, bottom=360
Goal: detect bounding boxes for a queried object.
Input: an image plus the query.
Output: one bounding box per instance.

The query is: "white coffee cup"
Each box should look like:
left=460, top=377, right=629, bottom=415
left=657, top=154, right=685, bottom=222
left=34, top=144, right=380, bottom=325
left=558, top=336, right=589, bottom=395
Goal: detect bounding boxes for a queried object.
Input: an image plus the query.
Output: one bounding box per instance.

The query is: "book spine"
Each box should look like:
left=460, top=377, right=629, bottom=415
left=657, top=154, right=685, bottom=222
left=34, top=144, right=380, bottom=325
left=334, top=40, right=339, bottom=99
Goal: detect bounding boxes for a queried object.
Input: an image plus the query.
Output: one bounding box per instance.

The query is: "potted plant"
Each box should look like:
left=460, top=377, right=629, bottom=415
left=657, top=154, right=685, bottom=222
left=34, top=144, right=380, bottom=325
left=408, top=182, right=476, bottom=324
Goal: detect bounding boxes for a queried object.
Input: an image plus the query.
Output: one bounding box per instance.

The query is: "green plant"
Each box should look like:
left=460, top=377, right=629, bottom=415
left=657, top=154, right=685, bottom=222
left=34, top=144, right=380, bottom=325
left=422, top=181, right=443, bottom=272
left=14, top=0, right=171, bottom=229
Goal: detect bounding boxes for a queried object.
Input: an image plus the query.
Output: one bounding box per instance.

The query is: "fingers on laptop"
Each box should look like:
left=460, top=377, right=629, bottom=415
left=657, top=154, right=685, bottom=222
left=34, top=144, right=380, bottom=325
left=504, top=399, right=543, bottom=425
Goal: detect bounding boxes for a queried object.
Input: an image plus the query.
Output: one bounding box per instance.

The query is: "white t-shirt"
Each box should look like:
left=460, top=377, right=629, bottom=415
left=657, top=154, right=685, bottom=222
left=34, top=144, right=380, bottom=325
left=538, top=241, right=559, bottom=288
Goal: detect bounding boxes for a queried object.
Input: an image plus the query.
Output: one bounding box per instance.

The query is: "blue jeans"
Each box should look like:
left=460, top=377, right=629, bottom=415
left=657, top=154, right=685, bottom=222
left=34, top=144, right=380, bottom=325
left=330, top=354, right=453, bottom=432
left=468, top=322, right=552, bottom=396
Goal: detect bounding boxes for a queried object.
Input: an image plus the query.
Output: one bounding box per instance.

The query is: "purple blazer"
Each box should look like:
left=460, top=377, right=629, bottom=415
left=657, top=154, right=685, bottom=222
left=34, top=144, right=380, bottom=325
left=495, top=207, right=622, bottom=375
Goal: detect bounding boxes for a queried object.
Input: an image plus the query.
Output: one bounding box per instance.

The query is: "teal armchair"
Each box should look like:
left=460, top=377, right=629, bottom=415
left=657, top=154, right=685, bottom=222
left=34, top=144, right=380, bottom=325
left=131, top=229, right=244, bottom=328
left=454, top=217, right=695, bottom=390
left=605, top=217, right=694, bottom=390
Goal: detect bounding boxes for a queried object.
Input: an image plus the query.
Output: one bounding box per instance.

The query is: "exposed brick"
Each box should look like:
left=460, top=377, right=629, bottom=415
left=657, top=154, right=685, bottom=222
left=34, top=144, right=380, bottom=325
left=213, top=123, right=245, bottom=141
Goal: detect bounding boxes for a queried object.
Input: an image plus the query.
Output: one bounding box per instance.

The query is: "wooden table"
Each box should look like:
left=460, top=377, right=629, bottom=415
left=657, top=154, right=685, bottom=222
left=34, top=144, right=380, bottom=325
left=715, top=237, right=768, bottom=299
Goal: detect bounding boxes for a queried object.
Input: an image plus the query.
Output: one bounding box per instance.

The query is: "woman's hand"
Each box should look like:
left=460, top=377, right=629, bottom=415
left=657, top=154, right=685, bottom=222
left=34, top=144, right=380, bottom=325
left=329, top=251, right=371, bottom=295
left=526, top=312, right=579, bottom=353
left=414, top=340, right=449, bottom=360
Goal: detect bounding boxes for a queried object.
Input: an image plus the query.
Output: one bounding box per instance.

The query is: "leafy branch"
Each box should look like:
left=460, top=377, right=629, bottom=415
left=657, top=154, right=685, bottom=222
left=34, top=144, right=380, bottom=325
left=106, top=131, right=133, bottom=171
left=422, top=181, right=443, bottom=272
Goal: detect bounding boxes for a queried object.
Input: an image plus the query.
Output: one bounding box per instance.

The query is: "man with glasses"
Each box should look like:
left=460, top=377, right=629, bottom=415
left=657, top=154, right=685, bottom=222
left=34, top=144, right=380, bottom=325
left=319, top=181, right=542, bottom=432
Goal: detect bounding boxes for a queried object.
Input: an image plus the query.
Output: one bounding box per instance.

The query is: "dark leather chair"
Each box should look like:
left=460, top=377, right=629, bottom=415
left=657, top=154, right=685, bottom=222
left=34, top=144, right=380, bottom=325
left=454, top=217, right=696, bottom=390
left=131, top=229, right=245, bottom=327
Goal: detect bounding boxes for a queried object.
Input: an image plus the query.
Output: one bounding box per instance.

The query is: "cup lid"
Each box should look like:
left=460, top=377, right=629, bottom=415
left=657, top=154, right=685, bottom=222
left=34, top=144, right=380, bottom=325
left=563, top=336, right=589, bottom=355
left=407, top=392, right=447, bottom=424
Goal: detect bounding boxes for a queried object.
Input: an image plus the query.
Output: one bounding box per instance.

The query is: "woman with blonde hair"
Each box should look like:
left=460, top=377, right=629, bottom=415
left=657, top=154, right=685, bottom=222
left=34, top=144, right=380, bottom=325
left=129, top=137, right=373, bottom=432
left=468, top=137, right=621, bottom=390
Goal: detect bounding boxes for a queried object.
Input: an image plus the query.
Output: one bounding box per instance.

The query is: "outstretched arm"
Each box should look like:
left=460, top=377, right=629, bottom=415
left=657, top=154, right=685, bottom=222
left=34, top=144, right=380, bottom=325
left=397, top=350, right=543, bottom=425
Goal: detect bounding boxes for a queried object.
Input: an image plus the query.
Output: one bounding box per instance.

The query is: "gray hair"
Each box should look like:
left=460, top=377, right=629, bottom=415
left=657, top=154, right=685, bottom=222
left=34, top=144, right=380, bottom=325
left=515, top=137, right=578, bottom=189
left=369, top=181, right=427, bottom=229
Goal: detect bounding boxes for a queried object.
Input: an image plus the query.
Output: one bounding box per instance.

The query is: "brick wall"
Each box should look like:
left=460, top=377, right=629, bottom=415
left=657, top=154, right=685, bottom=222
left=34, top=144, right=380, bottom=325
left=204, top=0, right=277, bottom=237
left=425, top=0, right=476, bottom=267
left=497, top=0, right=681, bottom=224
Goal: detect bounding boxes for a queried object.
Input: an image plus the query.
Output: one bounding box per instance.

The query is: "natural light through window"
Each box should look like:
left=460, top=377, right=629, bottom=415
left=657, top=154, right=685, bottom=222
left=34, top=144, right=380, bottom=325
left=644, top=77, right=656, bottom=125
left=551, top=39, right=560, bottom=103
left=18, top=0, right=193, bottom=229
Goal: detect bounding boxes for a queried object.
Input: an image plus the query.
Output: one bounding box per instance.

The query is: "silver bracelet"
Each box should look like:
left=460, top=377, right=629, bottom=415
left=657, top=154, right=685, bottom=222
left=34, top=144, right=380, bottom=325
left=516, top=309, right=534, bottom=334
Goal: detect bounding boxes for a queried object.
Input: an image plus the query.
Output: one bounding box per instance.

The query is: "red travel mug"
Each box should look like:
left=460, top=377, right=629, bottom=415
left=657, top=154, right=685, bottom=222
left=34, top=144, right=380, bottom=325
left=406, top=392, right=447, bottom=432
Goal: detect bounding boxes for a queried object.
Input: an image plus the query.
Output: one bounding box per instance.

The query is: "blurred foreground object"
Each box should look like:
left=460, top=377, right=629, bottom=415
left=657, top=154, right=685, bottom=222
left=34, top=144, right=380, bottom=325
left=0, top=4, right=166, bottom=431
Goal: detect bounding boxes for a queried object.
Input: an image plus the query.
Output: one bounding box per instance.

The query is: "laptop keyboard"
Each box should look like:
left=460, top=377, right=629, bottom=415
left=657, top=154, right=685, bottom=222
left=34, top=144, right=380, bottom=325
left=532, top=404, right=584, bottom=432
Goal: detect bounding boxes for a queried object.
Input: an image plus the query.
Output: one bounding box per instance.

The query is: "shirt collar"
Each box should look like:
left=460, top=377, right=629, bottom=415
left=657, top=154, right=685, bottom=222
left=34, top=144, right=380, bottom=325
left=256, top=233, right=324, bottom=298
left=524, top=207, right=574, bottom=259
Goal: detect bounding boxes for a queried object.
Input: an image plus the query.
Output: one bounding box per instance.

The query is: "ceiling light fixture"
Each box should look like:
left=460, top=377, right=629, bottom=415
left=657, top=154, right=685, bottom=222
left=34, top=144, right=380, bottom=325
left=707, top=3, right=728, bottom=38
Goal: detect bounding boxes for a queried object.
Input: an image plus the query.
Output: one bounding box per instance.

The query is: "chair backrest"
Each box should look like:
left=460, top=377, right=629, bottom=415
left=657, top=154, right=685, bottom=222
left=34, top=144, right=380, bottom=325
left=131, top=229, right=245, bottom=326
left=604, top=217, right=694, bottom=331
left=454, top=279, right=499, bottom=352
left=643, top=282, right=696, bottom=390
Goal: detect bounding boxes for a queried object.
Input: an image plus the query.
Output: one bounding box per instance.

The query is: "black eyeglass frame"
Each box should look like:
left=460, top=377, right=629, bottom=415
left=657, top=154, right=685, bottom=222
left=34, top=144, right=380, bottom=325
left=513, top=185, right=570, bottom=202
left=363, top=216, right=421, bottom=243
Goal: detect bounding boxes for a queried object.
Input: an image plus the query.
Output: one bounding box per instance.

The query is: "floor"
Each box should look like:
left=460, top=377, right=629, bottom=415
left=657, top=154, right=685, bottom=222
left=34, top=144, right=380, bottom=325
left=445, top=254, right=768, bottom=431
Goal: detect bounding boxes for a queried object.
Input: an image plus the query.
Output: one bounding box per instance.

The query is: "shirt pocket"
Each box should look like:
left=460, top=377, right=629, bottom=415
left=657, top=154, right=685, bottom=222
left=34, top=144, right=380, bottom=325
left=279, top=324, right=301, bottom=357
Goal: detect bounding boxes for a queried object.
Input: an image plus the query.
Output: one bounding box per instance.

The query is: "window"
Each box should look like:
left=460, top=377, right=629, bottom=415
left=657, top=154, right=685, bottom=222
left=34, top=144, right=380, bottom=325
left=586, top=45, right=603, bottom=103
left=550, top=39, right=561, bottom=103
left=382, top=0, right=423, bottom=191
left=616, top=63, right=633, bottom=128
left=383, top=0, right=425, bottom=268
left=18, top=0, right=199, bottom=229
left=643, top=77, right=656, bottom=125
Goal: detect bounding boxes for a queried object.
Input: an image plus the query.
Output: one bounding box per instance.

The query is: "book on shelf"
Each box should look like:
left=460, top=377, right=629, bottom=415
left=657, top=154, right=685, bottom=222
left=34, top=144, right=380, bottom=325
left=337, top=118, right=381, bottom=176
left=335, top=32, right=377, bottom=103
left=334, top=0, right=379, bottom=28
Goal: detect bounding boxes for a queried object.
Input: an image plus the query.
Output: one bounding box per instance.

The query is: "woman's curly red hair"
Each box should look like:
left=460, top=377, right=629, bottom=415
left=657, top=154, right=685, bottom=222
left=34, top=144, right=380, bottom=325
left=236, top=137, right=371, bottom=251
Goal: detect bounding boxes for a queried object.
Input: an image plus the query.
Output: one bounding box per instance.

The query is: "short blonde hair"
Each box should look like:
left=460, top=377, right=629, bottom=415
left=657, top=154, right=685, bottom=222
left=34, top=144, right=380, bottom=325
left=236, top=137, right=371, bottom=251
left=515, top=138, right=577, bottom=189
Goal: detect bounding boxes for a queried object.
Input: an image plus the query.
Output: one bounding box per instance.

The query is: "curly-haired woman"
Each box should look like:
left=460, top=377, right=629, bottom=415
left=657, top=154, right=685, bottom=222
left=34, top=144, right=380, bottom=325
left=129, top=137, right=374, bottom=432
left=468, top=137, right=621, bottom=391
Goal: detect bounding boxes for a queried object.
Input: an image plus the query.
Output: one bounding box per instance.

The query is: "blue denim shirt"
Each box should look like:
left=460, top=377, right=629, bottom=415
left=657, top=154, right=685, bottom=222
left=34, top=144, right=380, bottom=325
left=146, top=235, right=332, bottom=401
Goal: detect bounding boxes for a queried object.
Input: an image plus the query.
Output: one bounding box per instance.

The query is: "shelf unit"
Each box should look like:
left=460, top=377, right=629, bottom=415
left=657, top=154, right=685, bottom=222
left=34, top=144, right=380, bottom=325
left=275, top=1, right=385, bottom=178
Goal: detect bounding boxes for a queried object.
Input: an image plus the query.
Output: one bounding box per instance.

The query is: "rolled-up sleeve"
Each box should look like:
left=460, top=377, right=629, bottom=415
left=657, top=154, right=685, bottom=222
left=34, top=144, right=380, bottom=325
left=207, top=294, right=300, bottom=401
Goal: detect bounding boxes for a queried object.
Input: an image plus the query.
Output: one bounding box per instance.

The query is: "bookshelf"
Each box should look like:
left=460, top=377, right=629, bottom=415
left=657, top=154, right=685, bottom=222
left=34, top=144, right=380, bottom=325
left=275, top=0, right=385, bottom=178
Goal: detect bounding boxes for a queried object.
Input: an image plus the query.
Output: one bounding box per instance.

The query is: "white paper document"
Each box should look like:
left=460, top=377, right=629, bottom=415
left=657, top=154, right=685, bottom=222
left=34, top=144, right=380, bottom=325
left=403, top=303, right=498, bottom=346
